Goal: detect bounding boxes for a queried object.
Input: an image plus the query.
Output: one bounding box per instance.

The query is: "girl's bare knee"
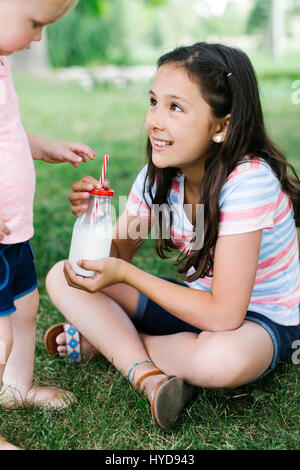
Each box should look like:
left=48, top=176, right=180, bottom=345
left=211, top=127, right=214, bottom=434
left=188, top=335, right=249, bottom=388
left=45, top=260, right=66, bottom=299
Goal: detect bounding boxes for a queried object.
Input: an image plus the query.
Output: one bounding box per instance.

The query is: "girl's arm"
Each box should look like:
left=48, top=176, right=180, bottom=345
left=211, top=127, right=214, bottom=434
left=66, top=228, right=262, bottom=332
left=123, top=230, right=262, bottom=331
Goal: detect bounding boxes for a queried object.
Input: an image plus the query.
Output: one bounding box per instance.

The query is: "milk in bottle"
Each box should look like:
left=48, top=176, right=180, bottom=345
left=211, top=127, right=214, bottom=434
left=69, top=188, right=114, bottom=277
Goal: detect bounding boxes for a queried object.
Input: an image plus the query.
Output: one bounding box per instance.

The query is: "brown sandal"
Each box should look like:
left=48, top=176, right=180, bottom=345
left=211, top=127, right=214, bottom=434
left=137, top=371, right=197, bottom=430
left=44, top=323, right=82, bottom=363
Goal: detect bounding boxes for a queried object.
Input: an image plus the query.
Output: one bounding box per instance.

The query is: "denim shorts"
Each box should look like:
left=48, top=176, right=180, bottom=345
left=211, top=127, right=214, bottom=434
left=133, top=277, right=299, bottom=383
left=0, top=241, right=38, bottom=316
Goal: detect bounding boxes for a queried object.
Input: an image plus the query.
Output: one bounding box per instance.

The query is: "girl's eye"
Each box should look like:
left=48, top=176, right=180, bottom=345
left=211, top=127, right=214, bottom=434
left=171, top=103, right=182, bottom=112
left=150, top=97, right=157, bottom=106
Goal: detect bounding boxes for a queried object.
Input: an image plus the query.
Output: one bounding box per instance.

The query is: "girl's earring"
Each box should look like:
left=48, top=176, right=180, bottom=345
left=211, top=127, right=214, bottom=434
left=214, top=135, right=222, bottom=143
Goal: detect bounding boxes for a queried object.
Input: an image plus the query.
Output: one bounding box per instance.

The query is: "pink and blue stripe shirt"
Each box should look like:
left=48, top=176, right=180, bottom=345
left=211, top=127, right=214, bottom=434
left=126, top=157, right=300, bottom=326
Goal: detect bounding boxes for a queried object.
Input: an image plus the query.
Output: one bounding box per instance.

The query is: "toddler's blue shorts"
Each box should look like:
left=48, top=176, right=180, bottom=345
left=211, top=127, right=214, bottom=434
left=133, top=277, right=299, bottom=384
left=0, top=241, right=38, bottom=317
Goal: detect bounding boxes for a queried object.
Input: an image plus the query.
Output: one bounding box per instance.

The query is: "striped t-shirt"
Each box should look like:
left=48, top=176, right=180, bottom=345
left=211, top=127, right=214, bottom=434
left=126, top=157, right=300, bottom=326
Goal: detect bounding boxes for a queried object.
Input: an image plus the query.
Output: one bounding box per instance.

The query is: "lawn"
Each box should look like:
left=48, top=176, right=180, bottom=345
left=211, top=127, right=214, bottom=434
left=0, top=73, right=299, bottom=450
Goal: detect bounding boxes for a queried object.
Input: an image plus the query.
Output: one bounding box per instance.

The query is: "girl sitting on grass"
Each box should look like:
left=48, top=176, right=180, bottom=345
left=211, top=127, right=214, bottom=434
left=0, top=0, right=95, bottom=450
left=46, top=42, right=300, bottom=430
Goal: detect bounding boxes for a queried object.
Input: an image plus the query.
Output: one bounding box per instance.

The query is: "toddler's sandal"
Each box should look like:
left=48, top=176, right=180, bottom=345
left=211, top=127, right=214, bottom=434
left=0, top=384, right=76, bottom=410
left=44, top=322, right=82, bottom=364
left=25, top=384, right=76, bottom=410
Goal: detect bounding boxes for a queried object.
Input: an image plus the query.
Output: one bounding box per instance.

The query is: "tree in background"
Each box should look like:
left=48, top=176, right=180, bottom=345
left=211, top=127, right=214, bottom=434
left=246, top=0, right=287, bottom=60
left=246, top=0, right=271, bottom=34
left=47, top=0, right=167, bottom=67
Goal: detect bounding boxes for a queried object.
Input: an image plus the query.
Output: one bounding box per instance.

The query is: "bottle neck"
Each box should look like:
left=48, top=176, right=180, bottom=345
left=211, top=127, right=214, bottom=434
left=88, top=195, right=111, bottom=217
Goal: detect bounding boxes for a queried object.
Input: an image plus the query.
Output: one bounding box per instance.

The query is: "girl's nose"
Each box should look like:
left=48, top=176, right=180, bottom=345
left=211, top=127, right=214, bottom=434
left=146, top=110, right=165, bottom=132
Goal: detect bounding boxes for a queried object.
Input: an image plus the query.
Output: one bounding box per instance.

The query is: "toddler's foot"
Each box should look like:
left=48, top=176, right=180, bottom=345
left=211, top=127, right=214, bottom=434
left=0, top=384, right=76, bottom=410
left=56, top=330, right=98, bottom=360
left=0, top=436, right=22, bottom=450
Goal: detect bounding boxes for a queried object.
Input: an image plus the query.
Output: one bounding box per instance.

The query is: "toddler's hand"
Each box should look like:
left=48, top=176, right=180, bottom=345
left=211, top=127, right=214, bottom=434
left=40, top=140, right=95, bottom=167
left=69, top=175, right=110, bottom=217
left=0, top=213, right=11, bottom=241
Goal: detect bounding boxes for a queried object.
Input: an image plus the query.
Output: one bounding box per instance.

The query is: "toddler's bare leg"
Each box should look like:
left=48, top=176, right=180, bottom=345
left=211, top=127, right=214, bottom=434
left=0, top=316, right=13, bottom=385
left=3, top=289, right=66, bottom=403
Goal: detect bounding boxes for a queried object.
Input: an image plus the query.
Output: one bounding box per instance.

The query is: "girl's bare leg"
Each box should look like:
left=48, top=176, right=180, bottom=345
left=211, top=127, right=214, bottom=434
left=46, top=261, right=274, bottom=391
left=46, top=261, right=167, bottom=397
left=140, top=321, right=274, bottom=388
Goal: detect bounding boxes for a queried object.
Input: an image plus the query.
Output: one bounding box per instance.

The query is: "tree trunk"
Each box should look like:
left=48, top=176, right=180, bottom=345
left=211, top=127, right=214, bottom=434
left=270, top=0, right=285, bottom=61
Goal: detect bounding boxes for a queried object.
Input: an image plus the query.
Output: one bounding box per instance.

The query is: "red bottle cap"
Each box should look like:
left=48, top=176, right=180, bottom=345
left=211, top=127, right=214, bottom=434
left=88, top=188, right=114, bottom=197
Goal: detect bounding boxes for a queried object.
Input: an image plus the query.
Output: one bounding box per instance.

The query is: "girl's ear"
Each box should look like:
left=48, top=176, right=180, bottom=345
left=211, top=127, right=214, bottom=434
left=213, top=113, right=231, bottom=143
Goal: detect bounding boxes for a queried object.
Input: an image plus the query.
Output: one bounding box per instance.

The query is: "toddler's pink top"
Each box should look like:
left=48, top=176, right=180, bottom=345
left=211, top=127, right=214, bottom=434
left=0, top=56, right=35, bottom=244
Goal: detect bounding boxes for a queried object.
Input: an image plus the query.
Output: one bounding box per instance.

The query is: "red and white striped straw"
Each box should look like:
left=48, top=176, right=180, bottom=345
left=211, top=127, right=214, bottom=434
left=100, top=153, right=109, bottom=185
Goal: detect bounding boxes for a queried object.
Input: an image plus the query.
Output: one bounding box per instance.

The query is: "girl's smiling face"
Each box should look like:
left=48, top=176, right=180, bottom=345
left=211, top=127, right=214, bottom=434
left=0, top=0, right=77, bottom=55
left=146, top=63, right=219, bottom=172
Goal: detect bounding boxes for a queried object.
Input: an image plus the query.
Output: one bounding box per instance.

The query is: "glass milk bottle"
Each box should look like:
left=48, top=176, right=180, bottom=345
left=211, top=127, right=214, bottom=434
left=69, top=188, right=114, bottom=277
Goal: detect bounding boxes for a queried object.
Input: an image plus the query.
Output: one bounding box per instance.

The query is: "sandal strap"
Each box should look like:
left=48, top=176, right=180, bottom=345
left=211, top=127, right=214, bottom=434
left=136, top=370, right=164, bottom=390
left=63, top=323, right=82, bottom=364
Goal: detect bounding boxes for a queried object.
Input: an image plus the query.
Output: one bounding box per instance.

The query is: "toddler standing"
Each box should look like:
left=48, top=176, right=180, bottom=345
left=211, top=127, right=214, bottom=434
left=0, top=0, right=94, bottom=449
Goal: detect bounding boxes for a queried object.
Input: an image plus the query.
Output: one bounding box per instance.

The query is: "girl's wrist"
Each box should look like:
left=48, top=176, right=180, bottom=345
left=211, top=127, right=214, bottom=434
left=121, top=261, right=139, bottom=287
left=118, top=258, right=130, bottom=284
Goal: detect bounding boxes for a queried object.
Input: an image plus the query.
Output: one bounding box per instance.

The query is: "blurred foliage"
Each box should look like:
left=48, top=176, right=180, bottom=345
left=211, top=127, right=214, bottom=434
left=246, top=0, right=271, bottom=34
left=76, top=0, right=105, bottom=15
left=47, top=0, right=300, bottom=68
left=48, top=0, right=168, bottom=67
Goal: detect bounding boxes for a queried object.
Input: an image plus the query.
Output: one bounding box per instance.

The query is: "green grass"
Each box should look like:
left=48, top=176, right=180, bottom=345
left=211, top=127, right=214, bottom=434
left=0, top=74, right=299, bottom=450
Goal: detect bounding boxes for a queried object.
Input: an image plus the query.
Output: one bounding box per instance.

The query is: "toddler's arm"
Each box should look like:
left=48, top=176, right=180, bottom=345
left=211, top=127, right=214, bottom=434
left=27, top=133, right=95, bottom=167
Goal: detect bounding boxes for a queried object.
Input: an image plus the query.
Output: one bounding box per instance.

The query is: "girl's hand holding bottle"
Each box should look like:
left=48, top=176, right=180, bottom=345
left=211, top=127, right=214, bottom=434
left=68, top=175, right=110, bottom=217
left=64, top=256, right=126, bottom=293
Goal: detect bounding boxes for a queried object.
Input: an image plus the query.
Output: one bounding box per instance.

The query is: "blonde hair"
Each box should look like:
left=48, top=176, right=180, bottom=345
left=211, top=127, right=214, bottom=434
left=53, top=0, right=79, bottom=12
left=53, top=0, right=79, bottom=13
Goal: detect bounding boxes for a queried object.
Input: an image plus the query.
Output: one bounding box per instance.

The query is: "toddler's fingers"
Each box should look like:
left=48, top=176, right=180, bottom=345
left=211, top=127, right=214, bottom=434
left=63, top=148, right=84, bottom=165
left=0, top=222, right=11, bottom=236
left=0, top=226, right=11, bottom=239
left=68, top=143, right=95, bottom=161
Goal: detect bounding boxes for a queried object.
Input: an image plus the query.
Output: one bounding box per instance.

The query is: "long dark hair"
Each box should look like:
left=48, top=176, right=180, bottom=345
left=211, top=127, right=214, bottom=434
left=143, top=42, right=300, bottom=281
